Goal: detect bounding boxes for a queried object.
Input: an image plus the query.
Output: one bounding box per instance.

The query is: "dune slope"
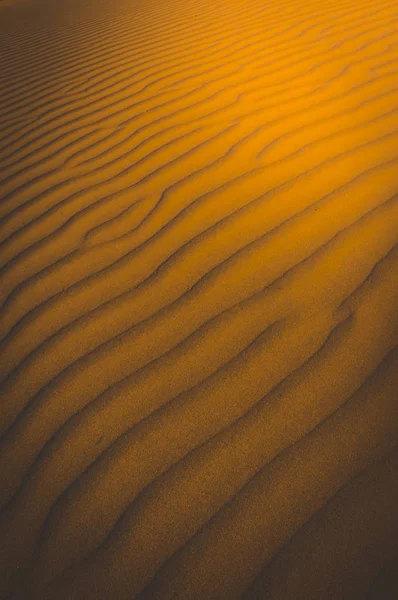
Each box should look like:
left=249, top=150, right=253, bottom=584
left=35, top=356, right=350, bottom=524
left=0, top=0, right=398, bottom=597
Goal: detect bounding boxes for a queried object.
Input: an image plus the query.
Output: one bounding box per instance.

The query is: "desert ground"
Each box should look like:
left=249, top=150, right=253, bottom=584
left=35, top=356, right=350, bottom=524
left=0, top=0, right=398, bottom=597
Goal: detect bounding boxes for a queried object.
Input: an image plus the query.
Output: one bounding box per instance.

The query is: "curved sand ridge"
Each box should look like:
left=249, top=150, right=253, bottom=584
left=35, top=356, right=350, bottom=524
left=0, top=0, right=398, bottom=597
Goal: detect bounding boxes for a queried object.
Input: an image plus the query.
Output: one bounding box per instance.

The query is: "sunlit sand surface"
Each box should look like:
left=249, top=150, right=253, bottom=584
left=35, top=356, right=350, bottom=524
left=0, top=0, right=398, bottom=597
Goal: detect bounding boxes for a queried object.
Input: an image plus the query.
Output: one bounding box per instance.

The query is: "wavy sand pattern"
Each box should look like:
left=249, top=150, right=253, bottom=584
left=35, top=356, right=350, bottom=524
left=0, top=0, right=398, bottom=597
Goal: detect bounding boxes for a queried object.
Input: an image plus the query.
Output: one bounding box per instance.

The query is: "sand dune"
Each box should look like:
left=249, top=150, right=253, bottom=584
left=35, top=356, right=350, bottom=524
left=0, top=0, right=397, bottom=597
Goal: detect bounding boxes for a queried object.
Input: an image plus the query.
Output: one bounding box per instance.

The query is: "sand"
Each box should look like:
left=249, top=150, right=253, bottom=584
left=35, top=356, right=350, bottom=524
left=0, top=0, right=397, bottom=597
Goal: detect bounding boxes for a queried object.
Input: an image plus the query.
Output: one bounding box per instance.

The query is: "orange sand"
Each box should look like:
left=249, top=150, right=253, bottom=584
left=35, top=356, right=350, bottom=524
left=0, top=0, right=397, bottom=597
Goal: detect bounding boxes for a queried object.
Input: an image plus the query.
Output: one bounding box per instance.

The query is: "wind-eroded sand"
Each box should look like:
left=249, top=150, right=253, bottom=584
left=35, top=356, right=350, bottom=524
left=0, top=0, right=398, bottom=597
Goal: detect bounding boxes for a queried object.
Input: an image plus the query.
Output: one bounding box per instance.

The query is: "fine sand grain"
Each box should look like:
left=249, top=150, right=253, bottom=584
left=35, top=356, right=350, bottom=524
left=0, top=0, right=397, bottom=597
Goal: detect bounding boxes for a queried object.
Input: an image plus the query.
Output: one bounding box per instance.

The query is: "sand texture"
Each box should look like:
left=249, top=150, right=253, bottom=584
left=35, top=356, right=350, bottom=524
left=0, top=0, right=398, bottom=597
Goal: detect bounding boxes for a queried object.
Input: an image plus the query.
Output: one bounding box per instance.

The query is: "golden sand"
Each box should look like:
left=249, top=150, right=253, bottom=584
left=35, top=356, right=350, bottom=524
left=0, top=0, right=397, bottom=597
